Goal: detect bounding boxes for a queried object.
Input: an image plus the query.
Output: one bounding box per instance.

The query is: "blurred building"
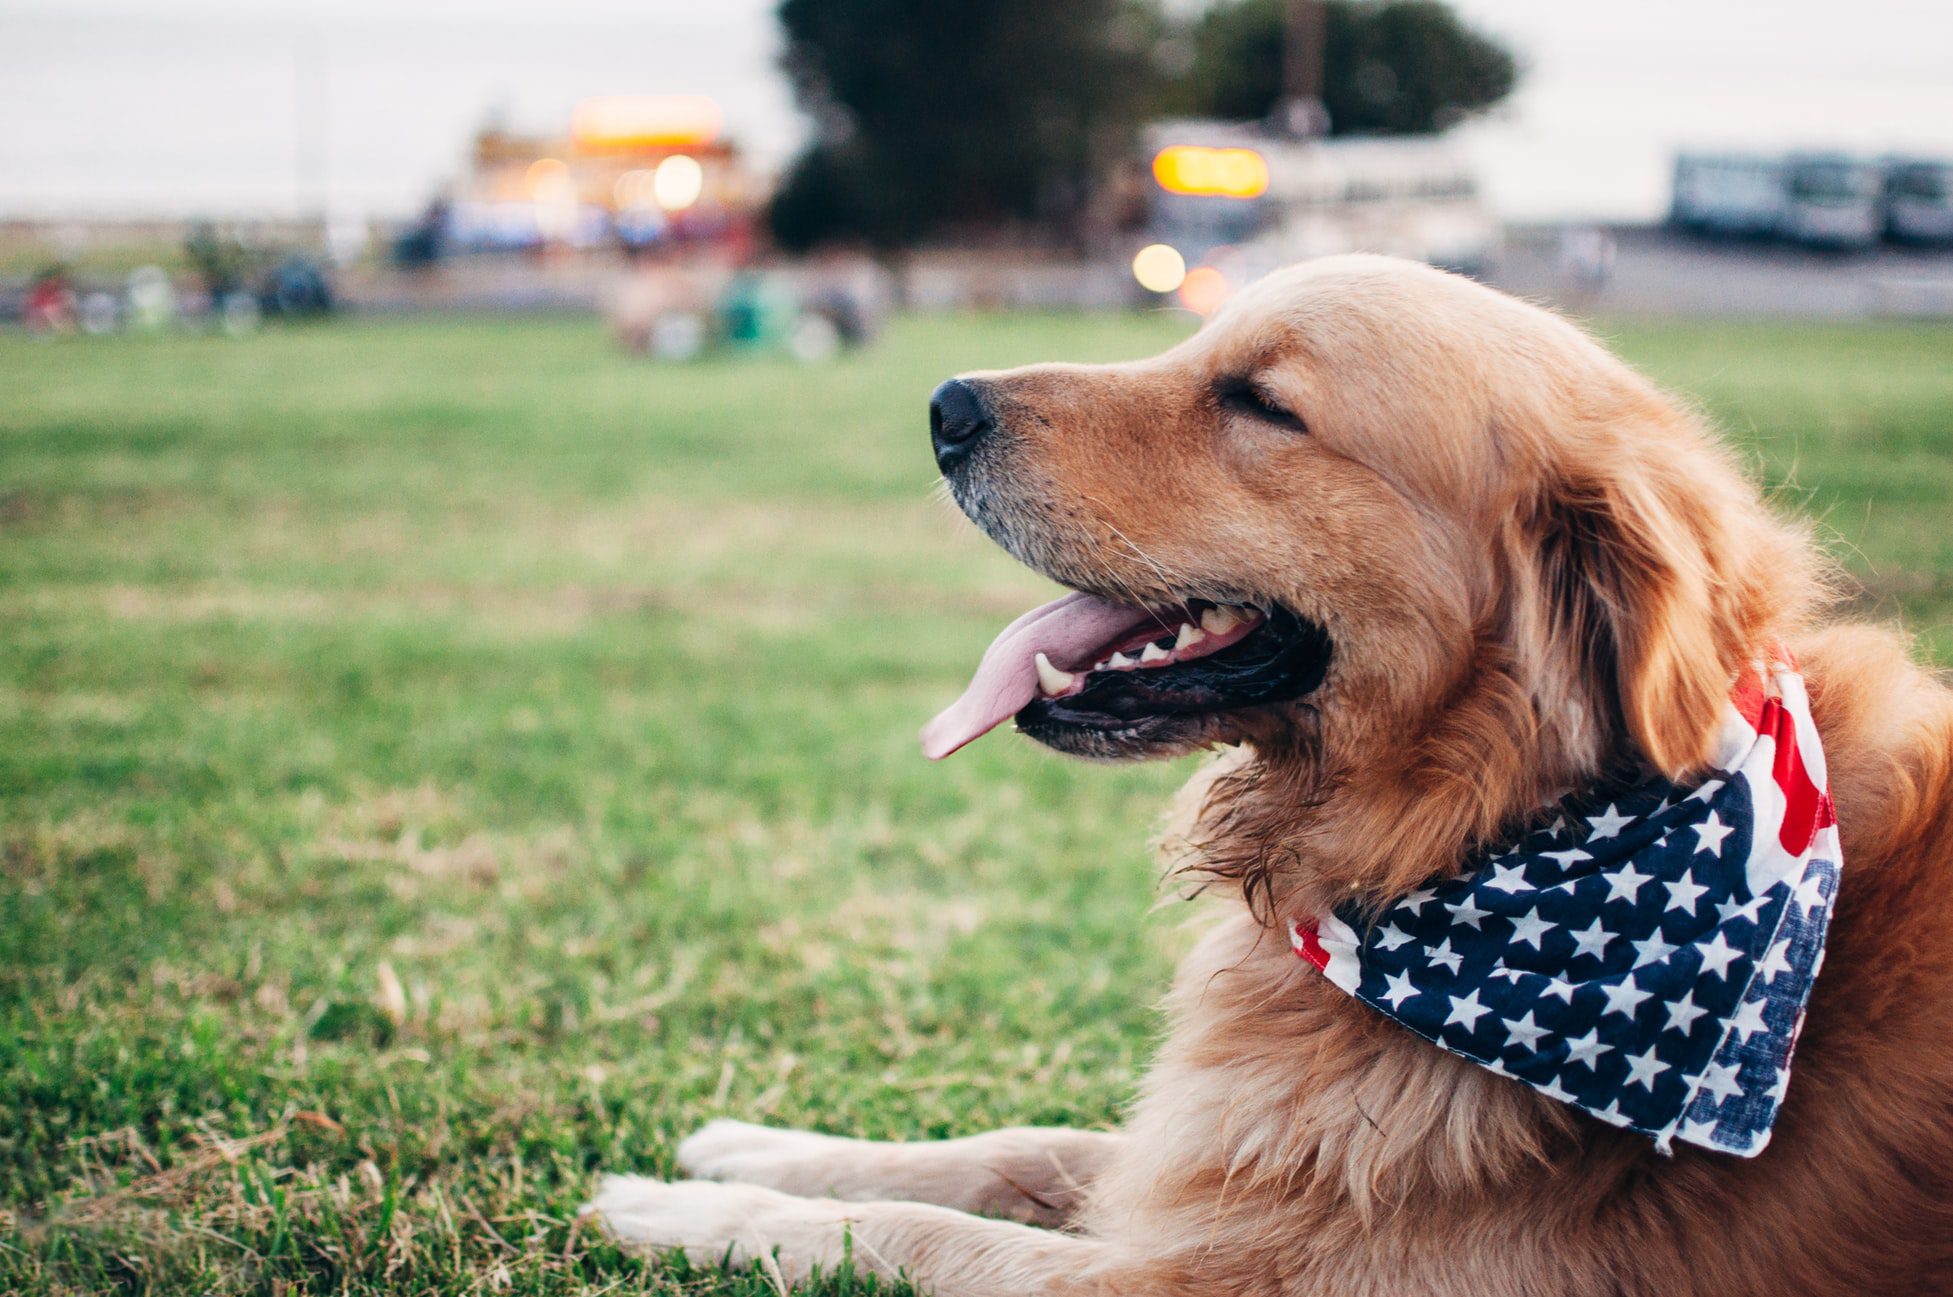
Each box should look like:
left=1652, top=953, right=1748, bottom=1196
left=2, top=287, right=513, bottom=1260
left=435, top=95, right=765, bottom=257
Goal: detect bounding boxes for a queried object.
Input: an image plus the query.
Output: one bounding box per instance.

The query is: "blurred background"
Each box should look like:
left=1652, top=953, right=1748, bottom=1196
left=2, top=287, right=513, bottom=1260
left=3, top=3, right=1950, bottom=1294
left=7, top=0, right=1953, bottom=326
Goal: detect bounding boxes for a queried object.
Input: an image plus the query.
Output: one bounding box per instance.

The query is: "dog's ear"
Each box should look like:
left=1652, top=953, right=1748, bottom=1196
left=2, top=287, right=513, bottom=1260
left=1530, top=410, right=1796, bottom=781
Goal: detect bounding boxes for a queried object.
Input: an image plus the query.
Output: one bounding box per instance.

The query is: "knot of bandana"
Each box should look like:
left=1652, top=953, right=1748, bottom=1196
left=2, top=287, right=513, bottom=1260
left=1291, top=654, right=1840, bottom=1157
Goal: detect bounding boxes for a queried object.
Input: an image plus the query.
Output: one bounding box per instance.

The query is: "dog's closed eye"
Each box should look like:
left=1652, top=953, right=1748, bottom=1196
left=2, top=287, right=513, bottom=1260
left=1217, top=379, right=1308, bottom=434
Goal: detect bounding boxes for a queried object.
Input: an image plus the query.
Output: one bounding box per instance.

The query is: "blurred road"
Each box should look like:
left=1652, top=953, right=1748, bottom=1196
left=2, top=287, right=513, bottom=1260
left=1492, top=226, right=1953, bottom=320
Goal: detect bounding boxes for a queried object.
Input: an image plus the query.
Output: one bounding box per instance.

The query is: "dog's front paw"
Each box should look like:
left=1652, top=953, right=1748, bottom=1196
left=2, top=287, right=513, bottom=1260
left=677, top=1119, right=846, bottom=1185
left=585, top=1175, right=785, bottom=1267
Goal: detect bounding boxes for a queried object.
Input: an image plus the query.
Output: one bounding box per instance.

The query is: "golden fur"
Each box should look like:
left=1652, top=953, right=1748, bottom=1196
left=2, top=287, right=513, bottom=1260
left=592, top=256, right=1953, bottom=1296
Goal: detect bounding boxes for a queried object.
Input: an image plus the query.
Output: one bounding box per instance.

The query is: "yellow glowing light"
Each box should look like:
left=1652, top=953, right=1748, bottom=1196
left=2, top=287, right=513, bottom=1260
left=572, top=95, right=722, bottom=151
left=652, top=154, right=704, bottom=211
left=1152, top=146, right=1270, bottom=199
left=1178, top=266, right=1233, bottom=315
left=1131, top=243, right=1187, bottom=294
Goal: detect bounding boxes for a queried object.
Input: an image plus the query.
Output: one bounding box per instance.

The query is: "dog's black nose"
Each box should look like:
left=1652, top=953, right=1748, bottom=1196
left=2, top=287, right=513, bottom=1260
left=930, top=378, right=992, bottom=472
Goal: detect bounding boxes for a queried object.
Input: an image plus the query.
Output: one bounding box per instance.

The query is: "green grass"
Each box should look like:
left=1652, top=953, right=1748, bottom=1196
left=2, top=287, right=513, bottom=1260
left=1, top=310, right=1949, bottom=1295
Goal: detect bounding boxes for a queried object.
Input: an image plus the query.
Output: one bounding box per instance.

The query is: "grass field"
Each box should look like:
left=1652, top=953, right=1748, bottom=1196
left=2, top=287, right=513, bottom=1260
left=2, top=309, right=1949, bottom=1295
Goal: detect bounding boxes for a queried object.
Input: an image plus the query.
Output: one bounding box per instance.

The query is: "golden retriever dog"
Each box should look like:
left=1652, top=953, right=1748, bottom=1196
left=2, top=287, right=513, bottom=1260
left=591, top=256, right=1953, bottom=1295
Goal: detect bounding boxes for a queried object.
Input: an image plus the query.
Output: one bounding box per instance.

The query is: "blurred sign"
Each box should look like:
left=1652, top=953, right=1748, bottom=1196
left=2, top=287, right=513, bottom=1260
left=571, top=95, right=723, bottom=153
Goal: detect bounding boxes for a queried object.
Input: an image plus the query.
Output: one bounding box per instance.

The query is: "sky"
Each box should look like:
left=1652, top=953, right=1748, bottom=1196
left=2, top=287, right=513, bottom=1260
left=2, top=0, right=1950, bottom=223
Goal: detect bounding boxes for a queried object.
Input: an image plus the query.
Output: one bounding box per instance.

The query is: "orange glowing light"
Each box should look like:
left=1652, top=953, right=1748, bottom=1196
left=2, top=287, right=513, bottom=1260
left=1177, top=266, right=1233, bottom=315
left=572, top=95, right=723, bottom=152
left=1152, top=146, right=1269, bottom=199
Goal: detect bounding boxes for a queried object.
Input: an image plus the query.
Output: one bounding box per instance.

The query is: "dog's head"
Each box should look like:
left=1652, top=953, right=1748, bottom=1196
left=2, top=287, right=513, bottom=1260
left=924, top=257, right=1819, bottom=901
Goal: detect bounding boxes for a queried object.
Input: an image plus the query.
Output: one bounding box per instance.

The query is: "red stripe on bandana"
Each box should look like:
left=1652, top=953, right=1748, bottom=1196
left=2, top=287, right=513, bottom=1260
left=1757, top=695, right=1836, bottom=856
left=1291, top=918, right=1331, bottom=971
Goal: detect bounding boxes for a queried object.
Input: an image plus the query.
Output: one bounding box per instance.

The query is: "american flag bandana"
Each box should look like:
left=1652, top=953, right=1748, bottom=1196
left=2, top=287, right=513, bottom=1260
left=1291, top=654, right=1840, bottom=1156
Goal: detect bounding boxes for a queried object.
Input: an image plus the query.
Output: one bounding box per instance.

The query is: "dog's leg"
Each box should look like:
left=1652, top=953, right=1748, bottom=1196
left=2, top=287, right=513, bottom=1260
left=675, top=1120, right=1124, bottom=1228
left=589, top=1176, right=1122, bottom=1295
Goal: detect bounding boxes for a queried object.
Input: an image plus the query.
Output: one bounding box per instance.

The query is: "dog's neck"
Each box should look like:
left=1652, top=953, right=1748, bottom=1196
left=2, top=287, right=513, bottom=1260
left=1187, top=644, right=1611, bottom=923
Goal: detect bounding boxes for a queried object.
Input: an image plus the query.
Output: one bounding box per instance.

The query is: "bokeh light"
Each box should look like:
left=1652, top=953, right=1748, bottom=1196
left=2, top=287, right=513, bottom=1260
left=1177, top=265, right=1233, bottom=315
left=653, top=154, right=704, bottom=210
left=1131, top=243, right=1187, bottom=293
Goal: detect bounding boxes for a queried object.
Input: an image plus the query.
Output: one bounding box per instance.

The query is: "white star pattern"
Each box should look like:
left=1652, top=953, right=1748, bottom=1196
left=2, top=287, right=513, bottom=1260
left=1663, top=990, right=1708, bottom=1034
left=1542, top=847, right=1593, bottom=869
left=1586, top=804, right=1634, bottom=839
left=1399, top=887, right=1438, bottom=915
left=1541, top=976, right=1578, bottom=1004
left=1603, top=861, right=1653, bottom=905
left=1483, top=861, right=1530, bottom=893
left=1508, top=907, right=1557, bottom=949
left=1632, top=933, right=1677, bottom=968
left=1502, top=1010, right=1550, bottom=1051
left=1593, top=1098, right=1631, bottom=1127
left=1677, top=1116, right=1721, bottom=1145
left=1374, top=923, right=1412, bottom=952
left=1693, top=811, right=1734, bottom=855
left=1623, top=1046, right=1671, bottom=1091
left=1688, top=779, right=1725, bottom=803
left=1380, top=970, right=1418, bottom=1009
left=1715, top=893, right=1769, bottom=926
left=1790, top=871, right=1828, bottom=918
left=1444, top=897, right=1492, bottom=929
left=1696, top=932, right=1743, bottom=980
left=1564, top=1028, right=1612, bottom=1069
left=1662, top=870, right=1709, bottom=914
left=1427, top=938, right=1463, bottom=975
left=1570, top=918, right=1615, bottom=962
left=1600, top=975, right=1652, bottom=1018
left=1756, top=939, right=1795, bottom=985
left=1726, top=998, right=1771, bottom=1043
left=1445, top=989, right=1492, bottom=1032
left=1692, top=1061, right=1745, bottom=1104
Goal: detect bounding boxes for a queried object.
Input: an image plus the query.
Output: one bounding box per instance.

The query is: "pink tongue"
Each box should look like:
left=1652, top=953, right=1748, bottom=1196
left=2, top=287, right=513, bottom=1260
left=920, top=592, right=1160, bottom=760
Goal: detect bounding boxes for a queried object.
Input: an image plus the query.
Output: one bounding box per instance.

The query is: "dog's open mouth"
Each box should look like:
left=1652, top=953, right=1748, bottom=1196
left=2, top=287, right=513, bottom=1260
left=921, top=592, right=1333, bottom=759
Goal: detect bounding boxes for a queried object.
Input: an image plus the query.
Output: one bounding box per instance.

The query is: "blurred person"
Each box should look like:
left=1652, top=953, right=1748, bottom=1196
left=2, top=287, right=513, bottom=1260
left=1559, top=224, right=1616, bottom=300
left=22, top=265, right=77, bottom=334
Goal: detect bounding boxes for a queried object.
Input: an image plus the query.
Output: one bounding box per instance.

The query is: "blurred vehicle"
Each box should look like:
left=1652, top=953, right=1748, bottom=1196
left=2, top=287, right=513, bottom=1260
left=1883, top=157, right=1953, bottom=246
left=1671, top=152, right=1884, bottom=250
left=1125, top=121, right=1497, bottom=315
left=1671, top=153, right=1787, bottom=238
left=1781, top=153, right=1884, bottom=249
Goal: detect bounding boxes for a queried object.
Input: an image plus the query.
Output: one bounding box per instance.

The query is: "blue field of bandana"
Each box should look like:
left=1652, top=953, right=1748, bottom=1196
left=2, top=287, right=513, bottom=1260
left=1323, top=773, right=1837, bottom=1156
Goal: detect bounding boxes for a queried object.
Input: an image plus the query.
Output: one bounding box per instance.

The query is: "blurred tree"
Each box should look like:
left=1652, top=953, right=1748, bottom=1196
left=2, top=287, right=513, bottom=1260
left=768, top=0, right=1161, bottom=251
left=1169, top=0, right=1517, bottom=135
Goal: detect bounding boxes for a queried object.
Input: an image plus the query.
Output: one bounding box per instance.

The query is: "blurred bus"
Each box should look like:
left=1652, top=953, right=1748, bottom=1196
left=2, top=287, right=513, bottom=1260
left=1883, top=157, right=1953, bottom=246
left=1127, top=121, right=1498, bottom=313
left=1671, top=152, right=1883, bottom=250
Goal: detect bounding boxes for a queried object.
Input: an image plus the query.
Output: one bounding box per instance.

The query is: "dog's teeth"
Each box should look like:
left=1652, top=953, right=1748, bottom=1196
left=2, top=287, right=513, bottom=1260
left=1108, top=651, right=1135, bottom=669
left=1174, top=622, right=1205, bottom=650
left=1140, top=642, right=1170, bottom=663
left=1201, top=606, right=1243, bottom=635
left=1035, top=653, right=1075, bottom=696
